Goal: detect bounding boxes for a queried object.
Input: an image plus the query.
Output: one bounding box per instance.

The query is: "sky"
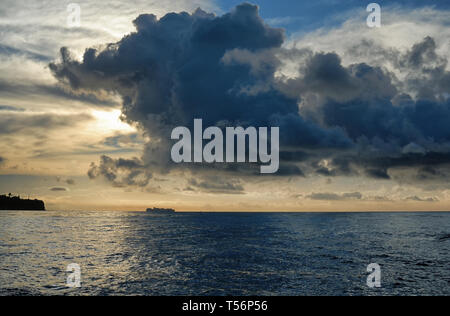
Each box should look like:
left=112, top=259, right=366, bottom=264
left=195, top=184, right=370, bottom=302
left=0, top=0, right=450, bottom=211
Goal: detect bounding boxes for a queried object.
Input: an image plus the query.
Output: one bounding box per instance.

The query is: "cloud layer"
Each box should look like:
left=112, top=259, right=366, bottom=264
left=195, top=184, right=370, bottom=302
left=0, top=112, right=93, bottom=135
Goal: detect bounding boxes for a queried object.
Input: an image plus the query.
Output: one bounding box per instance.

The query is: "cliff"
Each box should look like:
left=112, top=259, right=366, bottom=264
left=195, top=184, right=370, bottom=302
left=0, top=194, right=46, bottom=211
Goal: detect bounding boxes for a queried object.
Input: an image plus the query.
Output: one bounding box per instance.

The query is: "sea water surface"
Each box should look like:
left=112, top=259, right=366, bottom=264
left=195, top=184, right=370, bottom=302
left=0, top=211, right=449, bottom=296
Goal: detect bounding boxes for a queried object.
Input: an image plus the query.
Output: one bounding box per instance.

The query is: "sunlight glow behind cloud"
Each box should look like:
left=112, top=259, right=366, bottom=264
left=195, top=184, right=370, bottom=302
left=91, top=110, right=136, bottom=133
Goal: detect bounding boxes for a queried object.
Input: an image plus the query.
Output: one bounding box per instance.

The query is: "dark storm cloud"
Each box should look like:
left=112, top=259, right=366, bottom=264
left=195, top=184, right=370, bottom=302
left=275, top=164, right=305, bottom=177
left=88, top=155, right=152, bottom=188
left=278, top=52, right=398, bottom=105
left=0, top=112, right=93, bottom=134
left=365, top=168, right=390, bottom=180
left=49, top=3, right=450, bottom=187
left=286, top=38, right=450, bottom=184
left=319, top=95, right=450, bottom=146
left=389, top=164, right=450, bottom=191
left=284, top=47, right=450, bottom=154
left=365, top=152, right=450, bottom=169
left=355, top=152, right=450, bottom=186
left=50, top=4, right=351, bottom=164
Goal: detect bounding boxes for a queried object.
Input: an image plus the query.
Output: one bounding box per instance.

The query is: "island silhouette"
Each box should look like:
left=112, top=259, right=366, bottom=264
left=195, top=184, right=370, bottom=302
left=0, top=193, right=45, bottom=211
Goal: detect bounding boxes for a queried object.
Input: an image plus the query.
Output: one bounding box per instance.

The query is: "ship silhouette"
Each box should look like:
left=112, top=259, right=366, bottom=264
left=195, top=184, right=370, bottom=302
left=0, top=193, right=45, bottom=211
left=146, top=207, right=176, bottom=214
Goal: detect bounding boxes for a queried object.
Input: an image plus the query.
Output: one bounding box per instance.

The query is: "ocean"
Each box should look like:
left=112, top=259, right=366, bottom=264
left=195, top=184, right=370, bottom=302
left=0, top=211, right=449, bottom=296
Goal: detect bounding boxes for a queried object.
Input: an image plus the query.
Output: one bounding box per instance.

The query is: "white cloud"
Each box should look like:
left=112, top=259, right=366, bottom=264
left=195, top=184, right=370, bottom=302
left=0, top=0, right=218, bottom=56
left=286, top=6, right=450, bottom=69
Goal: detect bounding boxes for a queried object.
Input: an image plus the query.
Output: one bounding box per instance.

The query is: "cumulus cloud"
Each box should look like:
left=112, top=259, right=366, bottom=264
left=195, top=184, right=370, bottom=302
left=50, top=4, right=350, bottom=176
left=49, top=3, right=450, bottom=189
left=88, top=155, right=152, bottom=188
